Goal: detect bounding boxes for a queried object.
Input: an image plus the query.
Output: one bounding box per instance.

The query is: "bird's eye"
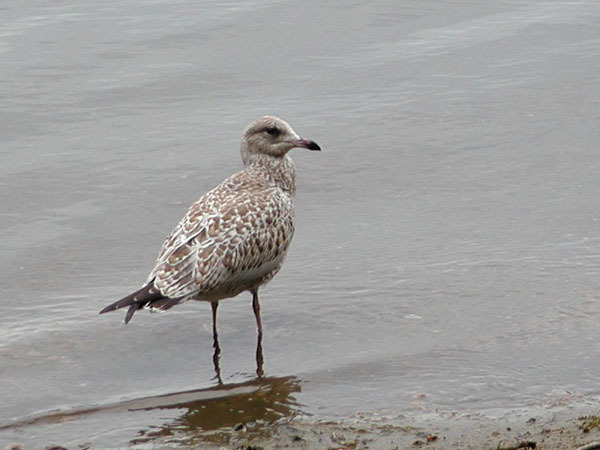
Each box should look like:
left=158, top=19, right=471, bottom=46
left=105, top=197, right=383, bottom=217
left=265, top=127, right=279, bottom=136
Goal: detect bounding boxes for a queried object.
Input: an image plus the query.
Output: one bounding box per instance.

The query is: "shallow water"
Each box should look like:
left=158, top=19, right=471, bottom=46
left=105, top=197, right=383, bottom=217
left=2, top=0, right=600, bottom=447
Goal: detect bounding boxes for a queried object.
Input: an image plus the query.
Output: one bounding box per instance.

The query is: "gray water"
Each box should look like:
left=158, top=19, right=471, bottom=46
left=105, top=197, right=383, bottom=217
left=2, top=0, right=600, bottom=448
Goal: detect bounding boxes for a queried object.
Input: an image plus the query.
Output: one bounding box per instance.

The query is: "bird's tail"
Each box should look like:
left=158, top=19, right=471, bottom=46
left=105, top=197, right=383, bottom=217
left=99, top=281, right=166, bottom=324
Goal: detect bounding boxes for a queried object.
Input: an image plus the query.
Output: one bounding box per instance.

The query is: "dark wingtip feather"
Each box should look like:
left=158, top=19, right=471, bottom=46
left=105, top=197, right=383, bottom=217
left=99, top=302, right=119, bottom=315
left=124, top=303, right=139, bottom=324
left=99, top=292, right=136, bottom=315
left=99, top=281, right=164, bottom=321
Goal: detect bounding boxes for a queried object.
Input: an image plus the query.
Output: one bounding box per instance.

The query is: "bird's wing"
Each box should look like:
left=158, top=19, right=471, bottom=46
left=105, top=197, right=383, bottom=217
left=148, top=179, right=294, bottom=300
left=219, top=188, right=295, bottom=286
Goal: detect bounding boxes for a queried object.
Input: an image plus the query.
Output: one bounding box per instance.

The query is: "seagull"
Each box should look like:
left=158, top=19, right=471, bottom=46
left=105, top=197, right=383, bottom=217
left=100, top=116, right=321, bottom=346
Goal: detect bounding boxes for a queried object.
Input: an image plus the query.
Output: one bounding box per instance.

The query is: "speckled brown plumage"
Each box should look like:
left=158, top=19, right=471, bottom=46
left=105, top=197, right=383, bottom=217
left=100, top=116, right=320, bottom=335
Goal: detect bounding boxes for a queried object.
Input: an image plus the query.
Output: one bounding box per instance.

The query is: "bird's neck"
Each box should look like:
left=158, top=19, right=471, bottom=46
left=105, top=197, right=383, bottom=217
left=244, top=153, right=297, bottom=195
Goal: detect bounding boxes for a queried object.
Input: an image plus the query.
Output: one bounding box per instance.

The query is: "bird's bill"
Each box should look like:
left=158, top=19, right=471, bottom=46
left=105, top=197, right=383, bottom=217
left=289, top=138, right=321, bottom=151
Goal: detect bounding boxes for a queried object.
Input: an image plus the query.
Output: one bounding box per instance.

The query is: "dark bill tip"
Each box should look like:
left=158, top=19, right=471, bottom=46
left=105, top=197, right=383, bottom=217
left=292, top=138, right=321, bottom=151
left=306, top=140, right=321, bottom=151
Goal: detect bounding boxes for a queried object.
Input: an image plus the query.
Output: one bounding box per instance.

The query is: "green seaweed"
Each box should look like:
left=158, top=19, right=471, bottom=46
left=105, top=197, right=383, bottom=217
left=579, top=416, right=600, bottom=433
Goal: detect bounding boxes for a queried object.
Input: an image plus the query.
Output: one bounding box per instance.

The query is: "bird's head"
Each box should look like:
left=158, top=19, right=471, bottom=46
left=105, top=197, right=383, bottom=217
left=241, top=116, right=320, bottom=165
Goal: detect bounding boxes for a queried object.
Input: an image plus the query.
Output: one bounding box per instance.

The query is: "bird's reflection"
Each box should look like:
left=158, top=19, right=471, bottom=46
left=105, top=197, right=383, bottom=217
left=0, top=374, right=301, bottom=447
left=211, top=329, right=222, bottom=385
left=130, top=375, right=302, bottom=446
left=211, top=325, right=264, bottom=384
left=135, top=320, right=276, bottom=446
left=0, top=328, right=298, bottom=449
left=255, top=334, right=264, bottom=378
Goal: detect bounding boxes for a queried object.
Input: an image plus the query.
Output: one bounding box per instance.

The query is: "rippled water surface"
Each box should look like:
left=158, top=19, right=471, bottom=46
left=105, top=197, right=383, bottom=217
left=2, top=0, right=600, bottom=447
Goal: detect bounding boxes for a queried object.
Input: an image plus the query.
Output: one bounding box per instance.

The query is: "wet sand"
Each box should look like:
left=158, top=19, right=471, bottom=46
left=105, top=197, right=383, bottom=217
left=129, top=407, right=600, bottom=450
left=259, top=411, right=600, bottom=450
left=4, top=395, right=600, bottom=449
left=5, top=410, right=600, bottom=449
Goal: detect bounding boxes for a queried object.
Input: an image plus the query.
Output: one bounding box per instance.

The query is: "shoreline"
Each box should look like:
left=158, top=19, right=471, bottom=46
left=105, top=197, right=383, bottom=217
left=202, top=404, right=600, bottom=450
left=4, top=398, right=600, bottom=449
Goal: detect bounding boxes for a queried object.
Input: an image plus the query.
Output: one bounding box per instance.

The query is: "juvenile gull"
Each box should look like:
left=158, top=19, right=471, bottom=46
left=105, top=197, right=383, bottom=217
left=100, top=116, right=321, bottom=342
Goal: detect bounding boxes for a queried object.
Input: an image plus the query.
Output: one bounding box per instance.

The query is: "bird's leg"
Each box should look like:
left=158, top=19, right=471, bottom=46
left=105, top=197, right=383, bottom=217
left=211, top=301, right=222, bottom=385
left=251, top=290, right=264, bottom=377
left=251, top=290, right=263, bottom=338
